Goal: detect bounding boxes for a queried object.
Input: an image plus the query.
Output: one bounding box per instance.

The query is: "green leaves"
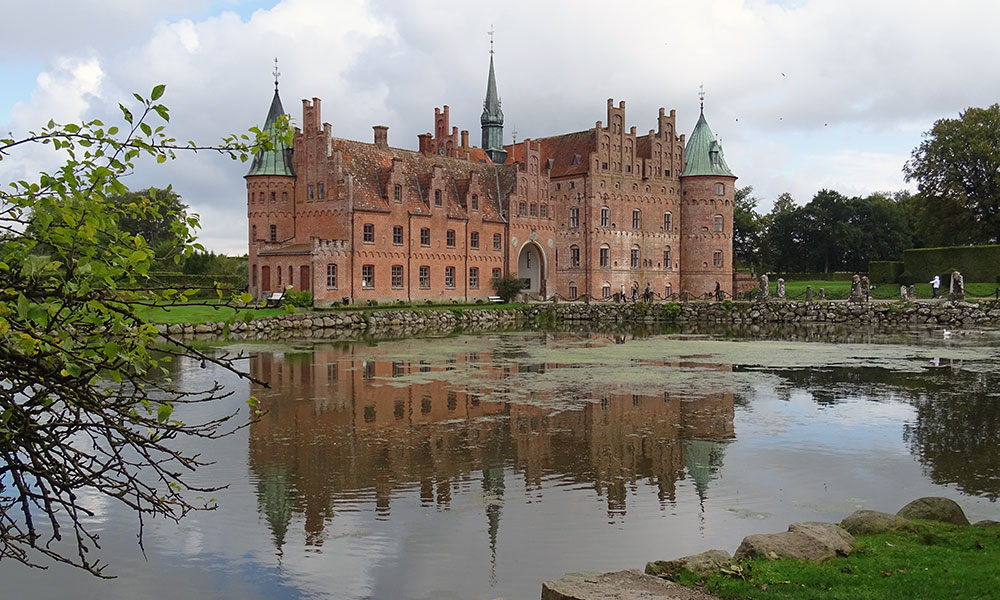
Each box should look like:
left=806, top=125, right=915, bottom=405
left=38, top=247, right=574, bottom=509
left=150, top=84, right=166, bottom=101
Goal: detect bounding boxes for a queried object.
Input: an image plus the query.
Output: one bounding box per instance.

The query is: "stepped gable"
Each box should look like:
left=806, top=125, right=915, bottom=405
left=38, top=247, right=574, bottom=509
left=330, top=137, right=511, bottom=222
left=534, top=130, right=595, bottom=178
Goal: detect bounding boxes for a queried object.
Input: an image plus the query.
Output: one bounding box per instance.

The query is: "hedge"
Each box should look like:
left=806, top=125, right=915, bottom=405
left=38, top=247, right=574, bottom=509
left=901, top=245, right=1000, bottom=283
left=868, top=261, right=905, bottom=283
left=771, top=271, right=857, bottom=282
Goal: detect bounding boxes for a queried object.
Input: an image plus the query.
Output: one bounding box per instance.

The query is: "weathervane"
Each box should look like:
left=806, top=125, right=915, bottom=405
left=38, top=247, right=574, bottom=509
left=273, top=57, right=281, bottom=92
left=488, top=24, right=495, bottom=54
left=699, top=83, right=705, bottom=112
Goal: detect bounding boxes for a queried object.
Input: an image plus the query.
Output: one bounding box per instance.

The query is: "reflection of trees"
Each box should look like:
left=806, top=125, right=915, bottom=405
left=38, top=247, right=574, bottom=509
left=246, top=338, right=735, bottom=552
left=763, top=364, right=1000, bottom=501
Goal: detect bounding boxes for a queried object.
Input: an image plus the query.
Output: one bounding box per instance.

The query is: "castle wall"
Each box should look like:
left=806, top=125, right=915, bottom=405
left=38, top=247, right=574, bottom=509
left=679, top=175, right=736, bottom=297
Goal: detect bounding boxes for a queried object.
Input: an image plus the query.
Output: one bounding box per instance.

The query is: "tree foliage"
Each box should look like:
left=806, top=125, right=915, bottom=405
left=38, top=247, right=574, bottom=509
left=0, top=86, right=288, bottom=575
left=733, top=185, right=764, bottom=270
left=108, top=186, right=189, bottom=265
left=904, top=104, right=1000, bottom=245
left=491, top=274, right=524, bottom=303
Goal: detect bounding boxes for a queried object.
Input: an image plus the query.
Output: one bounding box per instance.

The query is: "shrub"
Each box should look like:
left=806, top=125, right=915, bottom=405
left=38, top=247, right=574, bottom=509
left=869, top=261, right=905, bottom=283
left=723, top=299, right=734, bottom=310
left=283, top=289, right=313, bottom=307
left=492, top=274, right=524, bottom=303
left=662, top=302, right=682, bottom=319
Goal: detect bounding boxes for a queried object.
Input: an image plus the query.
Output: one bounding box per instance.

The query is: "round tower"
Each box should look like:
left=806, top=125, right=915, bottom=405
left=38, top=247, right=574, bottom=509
left=678, top=100, right=737, bottom=298
left=246, top=81, right=296, bottom=300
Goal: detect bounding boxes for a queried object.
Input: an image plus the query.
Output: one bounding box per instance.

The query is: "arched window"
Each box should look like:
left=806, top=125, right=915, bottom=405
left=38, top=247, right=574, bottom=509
left=600, top=244, right=610, bottom=268
left=630, top=245, right=640, bottom=269
left=568, top=281, right=578, bottom=300
left=663, top=247, right=672, bottom=270
left=664, top=211, right=673, bottom=231
left=714, top=215, right=724, bottom=232
left=269, top=224, right=277, bottom=242
left=713, top=250, right=723, bottom=267
left=714, top=183, right=725, bottom=196
left=602, top=282, right=611, bottom=299
left=665, top=283, right=672, bottom=298
left=601, top=206, right=609, bottom=227
left=570, top=245, right=580, bottom=268
left=632, top=209, right=641, bottom=229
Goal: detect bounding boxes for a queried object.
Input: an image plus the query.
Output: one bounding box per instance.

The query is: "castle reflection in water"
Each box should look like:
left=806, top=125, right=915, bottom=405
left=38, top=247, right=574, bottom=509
left=247, top=333, right=734, bottom=551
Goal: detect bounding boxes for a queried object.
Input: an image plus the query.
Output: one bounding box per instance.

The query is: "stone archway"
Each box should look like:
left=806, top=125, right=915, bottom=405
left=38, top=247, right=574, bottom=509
left=516, top=242, right=545, bottom=295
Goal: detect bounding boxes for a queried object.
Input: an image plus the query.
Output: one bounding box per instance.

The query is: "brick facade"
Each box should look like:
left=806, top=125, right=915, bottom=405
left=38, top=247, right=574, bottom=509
left=247, top=69, right=735, bottom=305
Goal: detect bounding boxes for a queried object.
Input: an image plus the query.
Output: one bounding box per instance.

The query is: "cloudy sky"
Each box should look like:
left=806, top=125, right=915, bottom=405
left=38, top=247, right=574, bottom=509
left=3, top=0, right=999, bottom=254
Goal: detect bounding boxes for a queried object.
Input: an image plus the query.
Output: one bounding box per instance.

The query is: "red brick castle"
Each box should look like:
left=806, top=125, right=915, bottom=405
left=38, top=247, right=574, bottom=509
left=246, top=53, right=736, bottom=305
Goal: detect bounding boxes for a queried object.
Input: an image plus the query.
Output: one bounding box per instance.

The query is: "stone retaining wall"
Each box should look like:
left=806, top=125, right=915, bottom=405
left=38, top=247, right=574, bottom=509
left=158, top=299, right=1000, bottom=339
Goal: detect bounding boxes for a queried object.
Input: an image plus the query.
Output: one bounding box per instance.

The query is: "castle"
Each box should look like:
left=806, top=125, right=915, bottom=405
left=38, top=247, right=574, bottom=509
left=246, top=53, right=736, bottom=305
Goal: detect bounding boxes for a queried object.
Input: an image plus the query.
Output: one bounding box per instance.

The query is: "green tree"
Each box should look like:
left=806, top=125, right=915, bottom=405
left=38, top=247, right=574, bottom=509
left=109, top=186, right=189, bottom=267
left=904, top=104, right=1000, bottom=244
left=0, top=86, right=287, bottom=575
left=733, top=185, right=764, bottom=270
left=491, top=274, right=524, bottom=303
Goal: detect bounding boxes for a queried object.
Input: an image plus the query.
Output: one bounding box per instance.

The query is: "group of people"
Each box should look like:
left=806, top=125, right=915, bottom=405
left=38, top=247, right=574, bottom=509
left=621, top=283, right=654, bottom=303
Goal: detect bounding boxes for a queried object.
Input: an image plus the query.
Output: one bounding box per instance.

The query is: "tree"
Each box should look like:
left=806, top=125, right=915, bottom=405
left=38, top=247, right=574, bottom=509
left=0, top=86, right=288, bottom=575
left=491, top=274, right=524, bottom=303
left=904, top=104, right=1000, bottom=244
left=108, top=186, right=189, bottom=267
left=732, top=186, right=764, bottom=270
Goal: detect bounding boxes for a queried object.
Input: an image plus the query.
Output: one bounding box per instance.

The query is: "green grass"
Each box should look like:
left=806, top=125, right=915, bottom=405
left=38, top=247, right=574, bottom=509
left=136, top=303, right=291, bottom=324
left=688, top=521, right=1000, bottom=600
left=765, top=281, right=1000, bottom=301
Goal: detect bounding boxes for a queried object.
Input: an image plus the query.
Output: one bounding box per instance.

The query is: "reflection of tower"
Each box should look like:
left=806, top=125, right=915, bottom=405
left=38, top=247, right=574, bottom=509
left=482, top=461, right=505, bottom=586
left=683, top=439, right=728, bottom=508
left=254, top=464, right=295, bottom=558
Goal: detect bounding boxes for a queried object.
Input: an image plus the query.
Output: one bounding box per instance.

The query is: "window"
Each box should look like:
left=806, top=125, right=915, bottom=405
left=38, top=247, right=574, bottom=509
left=419, top=265, right=430, bottom=288
left=714, top=215, right=724, bottom=232
left=492, top=268, right=502, bottom=282
left=601, top=206, right=609, bottom=227
left=269, top=224, right=277, bottom=241
left=714, top=250, right=723, bottom=267
left=362, top=265, right=374, bottom=288
left=288, top=265, right=293, bottom=286
left=394, top=184, right=402, bottom=203
left=664, top=247, right=672, bottom=270
left=665, top=169, right=670, bottom=177
left=270, top=191, right=276, bottom=202
left=664, top=212, right=673, bottom=231
left=626, top=164, right=632, bottom=173
left=363, top=223, right=374, bottom=243
left=420, top=228, right=430, bottom=246
left=252, top=264, right=257, bottom=287
left=446, top=229, right=456, bottom=248
left=665, top=283, right=672, bottom=297
left=540, top=204, right=548, bottom=218
left=493, top=233, right=502, bottom=250
left=470, top=231, right=479, bottom=249
left=260, top=192, right=265, bottom=202
left=393, top=225, right=403, bottom=245
left=435, top=189, right=442, bottom=206
left=569, top=207, right=579, bottom=228
left=602, top=283, right=611, bottom=299
left=633, top=208, right=641, bottom=229
left=600, top=245, right=610, bottom=268
left=394, top=400, right=405, bottom=419
left=530, top=203, right=537, bottom=216
left=570, top=245, right=580, bottom=268
left=252, top=225, right=256, bottom=240
left=518, top=202, right=526, bottom=216
left=308, top=184, right=314, bottom=200
left=326, top=263, right=337, bottom=288
left=445, top=266, right=455, bottom=288
left=602, top=162, right=608, bottom=170
left=469, top=267, right=479, bottom=289
left=277, top=267, right=282, bottom=287
left=282, top=192, right=287, bottom=202
left=568, top=282, right=578, bottom=300
left=318, top=183, right=325, bottom=199
left=471, top=194, right=479, bottom=210
left=631, top=246, right=640, bottom=269
left=714, top=183, right=725, bottom=196
left=391, top=265, right=403, bottom=288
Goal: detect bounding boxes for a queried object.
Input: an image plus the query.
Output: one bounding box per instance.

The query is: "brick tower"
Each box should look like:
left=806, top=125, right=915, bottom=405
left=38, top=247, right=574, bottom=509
left=678, top=93, right=737, bottom=298
left=245, top=76, right=296, bottom=299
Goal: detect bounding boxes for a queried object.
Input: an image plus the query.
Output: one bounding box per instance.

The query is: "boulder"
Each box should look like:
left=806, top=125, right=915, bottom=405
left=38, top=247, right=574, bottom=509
left=896, top=497, right=970, bottom=526
left=541, top=570, right=720, bottom=600
left=841, top=510, right=908, bottom=535
left=645, top=549, right=733, bottom=579
left=734, top=522, right=853, bottom=562
left=973, top=520, right=999, bottom=528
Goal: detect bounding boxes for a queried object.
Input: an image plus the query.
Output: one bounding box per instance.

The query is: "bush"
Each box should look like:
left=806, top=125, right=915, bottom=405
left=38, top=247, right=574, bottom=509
left=283, top=289, right=313, bottom=307
left=492, top=274, right=524, bottom=303
left=869, top=261, right=905, bottom=283
left=662, top=302, right=682, bottom=319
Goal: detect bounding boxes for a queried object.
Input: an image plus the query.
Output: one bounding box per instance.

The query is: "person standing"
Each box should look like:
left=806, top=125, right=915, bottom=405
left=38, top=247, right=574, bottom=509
left=930, top=275, right=941, bottom=298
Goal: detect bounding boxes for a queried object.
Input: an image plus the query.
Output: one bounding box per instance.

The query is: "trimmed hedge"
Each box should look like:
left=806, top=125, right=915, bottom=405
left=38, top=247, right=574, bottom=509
left=902, top=245, right=1000, bottom=282
left=771, top=272, right=856, bottom=282
left=868, top=261, right=905, bottom=283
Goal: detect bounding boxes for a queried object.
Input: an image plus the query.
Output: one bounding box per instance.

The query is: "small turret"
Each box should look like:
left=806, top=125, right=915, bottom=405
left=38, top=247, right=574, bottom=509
left=480, top=46, right=507, bottom=164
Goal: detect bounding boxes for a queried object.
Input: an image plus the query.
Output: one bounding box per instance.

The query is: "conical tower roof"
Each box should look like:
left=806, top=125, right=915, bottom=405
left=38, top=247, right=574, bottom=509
left=680, top=110, right=734, bottom=178
left=481, top=53, right=503, bottom=125
left=246, top=88, right=295, bottom=177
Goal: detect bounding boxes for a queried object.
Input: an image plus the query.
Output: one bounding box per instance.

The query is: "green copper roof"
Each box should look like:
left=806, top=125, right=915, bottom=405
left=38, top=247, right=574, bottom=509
left=481, top=54, right=503, bottom=125
left=246, top=89, right=295, bottom=177
left=680, top=110, right=734, bottom=178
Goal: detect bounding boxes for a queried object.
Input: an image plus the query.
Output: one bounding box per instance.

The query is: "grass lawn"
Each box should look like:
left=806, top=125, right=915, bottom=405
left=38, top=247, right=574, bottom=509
left=764, top=281, right=1000, bottom=301
left=682, top=520, right=1000, bottom=600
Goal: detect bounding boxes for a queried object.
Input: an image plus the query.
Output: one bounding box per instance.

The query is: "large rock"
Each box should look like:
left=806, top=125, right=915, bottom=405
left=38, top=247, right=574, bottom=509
left=841, top=510, right=908, bottom=535
left=734, top=522, right=853, bottom=562
left=645, top=549, right=733, bottom=579
left=896, top=497, right=970, bottom=525
left=541, top=569, right=720, bottom=600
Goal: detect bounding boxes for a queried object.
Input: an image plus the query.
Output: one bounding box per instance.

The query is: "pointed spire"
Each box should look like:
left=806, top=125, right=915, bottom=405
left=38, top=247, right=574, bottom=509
left=480, top=31, right=506, bottom=164
left=247, top=64, right=295, bottom=178
left=680, top=91, right=734, bottom=178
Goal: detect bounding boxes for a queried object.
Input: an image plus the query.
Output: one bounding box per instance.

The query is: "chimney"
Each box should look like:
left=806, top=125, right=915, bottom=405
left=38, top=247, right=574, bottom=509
left=418, top=133, right=432, bottom=154
left=373, top=125, right=388, bottom=148
left=460, top=129, right=469, bottom=148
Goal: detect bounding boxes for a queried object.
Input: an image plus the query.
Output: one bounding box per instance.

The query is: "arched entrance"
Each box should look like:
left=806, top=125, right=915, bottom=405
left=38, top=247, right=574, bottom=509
left=516, top=242, right=545, bottom=295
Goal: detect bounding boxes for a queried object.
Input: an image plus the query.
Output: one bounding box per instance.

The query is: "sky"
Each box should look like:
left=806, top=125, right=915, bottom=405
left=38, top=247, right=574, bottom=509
left=3, top=0, right=999, bottom=254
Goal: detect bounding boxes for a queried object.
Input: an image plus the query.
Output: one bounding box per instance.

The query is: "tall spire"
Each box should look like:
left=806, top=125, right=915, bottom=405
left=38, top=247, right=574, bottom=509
left=481, top=27, right=507, bottom=164
left=247, top=63, right=295, bottom=178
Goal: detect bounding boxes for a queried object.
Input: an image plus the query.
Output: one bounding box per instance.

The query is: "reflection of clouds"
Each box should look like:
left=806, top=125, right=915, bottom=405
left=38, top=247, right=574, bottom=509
left=74, top=485, right=111, bottom=527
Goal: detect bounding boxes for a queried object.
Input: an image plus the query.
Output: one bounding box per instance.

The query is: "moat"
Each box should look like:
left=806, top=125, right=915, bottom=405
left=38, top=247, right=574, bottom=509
left=6, top=325, right=1000, bottom=599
